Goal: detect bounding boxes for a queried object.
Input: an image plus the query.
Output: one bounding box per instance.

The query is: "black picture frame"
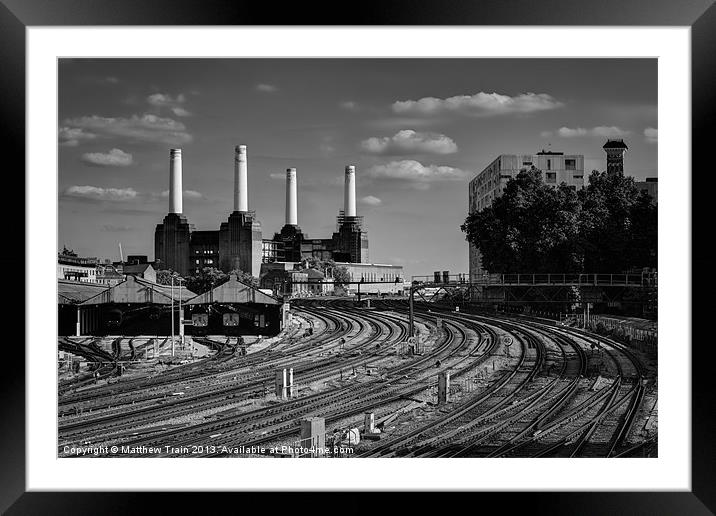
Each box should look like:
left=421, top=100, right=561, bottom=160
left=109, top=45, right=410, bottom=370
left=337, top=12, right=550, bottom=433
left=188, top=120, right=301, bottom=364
left=1, top=0, right=712, bottom=513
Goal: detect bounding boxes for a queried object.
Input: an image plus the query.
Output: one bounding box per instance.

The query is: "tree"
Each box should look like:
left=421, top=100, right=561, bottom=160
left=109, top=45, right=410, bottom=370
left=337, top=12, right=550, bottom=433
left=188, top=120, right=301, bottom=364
left=227, top=269, right=259, bottom=288
left=184, top=267, right=227, bottom=295
left=300, top=257, right=335, bottom=273
left=461, top=169, right=582, bottom=273
left=578, top=171, right=657, bottom=272
left=461, top=169, right=657, bottom=274
left=155, top=269, right=176, bottom=286
left=183, top=267, right=259, bottom=294
left=332, top=266, right=350, bottom=288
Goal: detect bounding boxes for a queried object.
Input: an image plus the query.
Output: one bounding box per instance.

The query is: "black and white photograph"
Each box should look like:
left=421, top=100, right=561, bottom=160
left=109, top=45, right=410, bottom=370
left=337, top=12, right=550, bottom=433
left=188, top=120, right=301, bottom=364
left=56, top=57, right=658, bottom=460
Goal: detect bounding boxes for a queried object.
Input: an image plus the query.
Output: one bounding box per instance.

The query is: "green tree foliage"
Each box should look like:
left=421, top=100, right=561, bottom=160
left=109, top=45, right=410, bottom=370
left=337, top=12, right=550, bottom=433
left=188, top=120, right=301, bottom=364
left=332, top=266, right=351, bottom=288
left=227, top=269, right=260, bottom=288
left=155, top=269, right=175, bottom=286
left=578, top=171, right=657, bottom=271
left=461, top=169, right=657, bottom=273
left=299, top=257, right=336, bottom=273
left=184, top=267, right=226, bottom=294
left=183, top=267, right=259, bottom=294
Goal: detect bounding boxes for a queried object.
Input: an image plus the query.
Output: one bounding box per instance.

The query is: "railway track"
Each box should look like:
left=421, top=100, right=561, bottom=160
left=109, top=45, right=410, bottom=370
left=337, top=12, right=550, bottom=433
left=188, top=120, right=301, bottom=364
left=57, top=299, right=654, bottom=458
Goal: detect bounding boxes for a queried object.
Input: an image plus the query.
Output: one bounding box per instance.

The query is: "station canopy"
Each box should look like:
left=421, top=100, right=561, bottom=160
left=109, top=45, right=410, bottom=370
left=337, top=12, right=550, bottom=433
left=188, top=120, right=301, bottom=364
left=80, top=275, right=197, bottom=305
left=186, top=274, right=279, bottom=305
left=58, top=279, right=110, bottom=305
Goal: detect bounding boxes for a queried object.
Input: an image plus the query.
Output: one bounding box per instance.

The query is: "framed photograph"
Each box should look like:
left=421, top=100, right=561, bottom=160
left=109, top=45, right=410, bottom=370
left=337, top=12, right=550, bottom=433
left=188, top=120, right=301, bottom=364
left=2, top=0, right=712, bottom=512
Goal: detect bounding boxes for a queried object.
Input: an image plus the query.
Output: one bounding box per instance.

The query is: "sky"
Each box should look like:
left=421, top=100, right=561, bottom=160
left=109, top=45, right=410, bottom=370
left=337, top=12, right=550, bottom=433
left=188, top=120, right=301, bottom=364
left=58, top=59, right=657, bottom=279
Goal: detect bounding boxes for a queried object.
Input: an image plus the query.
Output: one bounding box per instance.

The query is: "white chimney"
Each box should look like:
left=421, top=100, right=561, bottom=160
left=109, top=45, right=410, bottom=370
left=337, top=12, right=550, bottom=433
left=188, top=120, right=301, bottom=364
left=286, top=167, right=298, bottom=225
left=234, top=145, right=248, bottom=212
left=344, top=165, right=356, bottom=217
left=169, top=148, right=182, bottom=213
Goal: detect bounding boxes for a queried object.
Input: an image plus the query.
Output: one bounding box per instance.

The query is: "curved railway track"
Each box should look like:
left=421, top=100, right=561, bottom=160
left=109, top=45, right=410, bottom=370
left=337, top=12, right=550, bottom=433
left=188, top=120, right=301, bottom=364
left=57, top=298, right=655, bottom=458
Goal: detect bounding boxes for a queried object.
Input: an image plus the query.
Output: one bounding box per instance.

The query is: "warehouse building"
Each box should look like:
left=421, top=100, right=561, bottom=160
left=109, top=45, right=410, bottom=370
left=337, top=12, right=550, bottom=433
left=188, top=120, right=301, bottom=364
left=77, top=275, right=196, bottom=336
left=184, top=274, right=282, bottom=336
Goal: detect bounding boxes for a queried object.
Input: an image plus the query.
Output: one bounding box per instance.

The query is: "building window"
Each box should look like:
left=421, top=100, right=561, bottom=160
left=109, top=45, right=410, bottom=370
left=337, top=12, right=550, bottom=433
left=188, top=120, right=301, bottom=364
left=547, top=159, right=551, bottom=170
left=522, top=161, right=532, bottom=166
left=565, top=159, right=576, bottom=170
left=546, top=172, right=556, bottom=183
left=573, top=175, right=583, bottom=179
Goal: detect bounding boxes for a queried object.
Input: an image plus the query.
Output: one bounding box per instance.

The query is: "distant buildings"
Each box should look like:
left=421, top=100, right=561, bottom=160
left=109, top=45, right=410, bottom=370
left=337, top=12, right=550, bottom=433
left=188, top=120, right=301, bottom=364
left=57, top=247, right=98, bottom=283
left=635, top=177, right=658, bottom=203
left=154, top=148, right=370, bottom=278
left=123, top=263, right=157, bottom=283
left=58, top=248, right=156, bottom=286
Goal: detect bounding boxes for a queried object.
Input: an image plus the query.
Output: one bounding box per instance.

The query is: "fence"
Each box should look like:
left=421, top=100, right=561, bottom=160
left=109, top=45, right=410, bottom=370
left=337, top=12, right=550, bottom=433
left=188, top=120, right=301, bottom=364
left=573, top=314, right=657, bottom=353
left=412, top=272, right=657, bottom=288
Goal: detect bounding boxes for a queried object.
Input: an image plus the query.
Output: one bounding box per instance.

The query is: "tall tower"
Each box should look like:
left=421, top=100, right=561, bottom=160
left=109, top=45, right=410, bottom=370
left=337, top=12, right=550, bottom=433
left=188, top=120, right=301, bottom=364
left=344, top=165, right=357, bottom=217
left=155, top=148, right=193, bottom=275
left=169, top=148, right=183, bottom=213
left=234, top=145, right=248, bottom=212
left=285, top=167, right=298, bottom=226
left=272, top=167, right=304, bottom=262
left=220, top=145, right=262, bottom=276
left=603, top=139, right=628, bottom=176
left=333, top=164, right=368, bottom=263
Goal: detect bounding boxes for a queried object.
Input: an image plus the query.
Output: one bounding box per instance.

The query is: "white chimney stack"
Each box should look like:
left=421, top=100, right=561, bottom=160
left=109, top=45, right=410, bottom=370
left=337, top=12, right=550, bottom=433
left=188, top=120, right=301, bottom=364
left=169, top=148, right=182, bottom=214
left=286, top=167, right=298, bottom=225
left=344, top=165, right=356, bottom=217
left=234, top=145, right=248, bottom=212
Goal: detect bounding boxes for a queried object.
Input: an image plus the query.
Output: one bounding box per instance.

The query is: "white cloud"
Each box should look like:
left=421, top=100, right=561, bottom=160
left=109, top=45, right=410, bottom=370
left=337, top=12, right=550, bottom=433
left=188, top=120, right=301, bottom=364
left=644, top=127, right=658, bottom=144
left=101, top=224, right=132, bottom=232
left=340, top=101, right=359, bottom=111
left=366, top=160, right=469, bottom=186
left=171, top=107, right=191, bottom=117
left=557, top=127, right=589, bottom=137
left=549, top=126, right=631, bottom=138
left=64, top=185, right=138, bottom=202
left=269, top=172, right=285, bottom=180
left=147, top=93, right=186, bottom=107
left=392, top=92, right=563, bottom=117
left=160, top=189, right=203, bottom=199
left=59, top=126, right=97, bottom=146
left=361, top=130, right=458, bottom=155
left=360, top=195, right=382, bottom=206
left=591, top=126, right=631, bottom=137
left=256, top=83, right=279, bottom=93
left=147, top=93, right=191, bottom=117
left=81, top=148, right=133, bottom=167
left=62, top=114, right=192, bottom=145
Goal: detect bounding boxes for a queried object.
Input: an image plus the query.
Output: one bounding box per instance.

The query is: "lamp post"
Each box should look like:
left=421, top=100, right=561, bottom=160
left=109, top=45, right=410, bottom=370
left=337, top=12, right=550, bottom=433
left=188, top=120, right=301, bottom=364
left=171, top=274, right=175, bottom=357
left=178, top=276, right=184, bottom=348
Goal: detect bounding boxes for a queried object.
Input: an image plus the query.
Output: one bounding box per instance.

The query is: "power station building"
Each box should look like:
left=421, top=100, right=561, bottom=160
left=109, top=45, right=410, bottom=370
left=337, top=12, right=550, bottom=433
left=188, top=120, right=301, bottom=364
left=154, top=147, right=373, bottom=279
left=267, top=165, right=368, bottom=264
left=155, top=146, right=262, bottom=277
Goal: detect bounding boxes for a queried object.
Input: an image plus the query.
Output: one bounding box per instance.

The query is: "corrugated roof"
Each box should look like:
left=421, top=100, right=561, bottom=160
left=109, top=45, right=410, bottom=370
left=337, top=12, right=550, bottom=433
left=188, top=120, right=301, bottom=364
left=186, top=274, right=279, bottom=305
left=80, top=275, right=197, bottom=305
left=58, top=280, right=111, bottom=305
left=123, top=263, right=153, bottom=274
